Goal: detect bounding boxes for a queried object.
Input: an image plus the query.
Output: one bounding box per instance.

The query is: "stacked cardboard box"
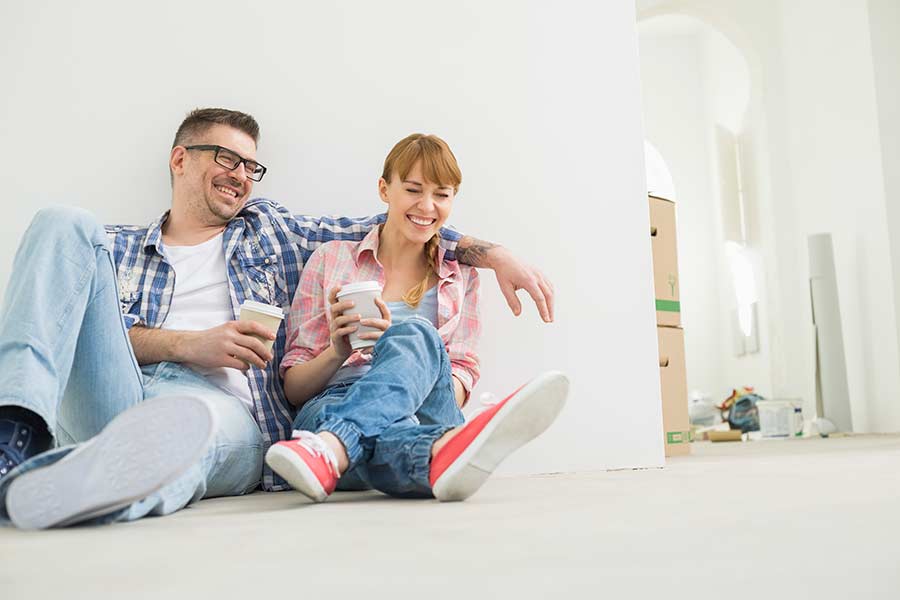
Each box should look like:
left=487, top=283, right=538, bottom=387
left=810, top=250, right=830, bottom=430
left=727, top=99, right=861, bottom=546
left=649, top=195, right=691, bottom=457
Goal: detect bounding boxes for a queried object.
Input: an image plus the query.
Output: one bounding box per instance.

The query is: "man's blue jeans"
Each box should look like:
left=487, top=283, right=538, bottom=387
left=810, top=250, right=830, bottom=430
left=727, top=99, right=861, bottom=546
left=295, top=317, right=465, bottom=498
left=0, top=207, right=262, bottom=525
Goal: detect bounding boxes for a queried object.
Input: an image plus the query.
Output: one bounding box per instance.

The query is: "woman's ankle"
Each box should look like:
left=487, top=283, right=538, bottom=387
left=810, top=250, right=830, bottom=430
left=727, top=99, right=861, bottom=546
left=318, top=431, right=350, bottom=473
left=431, top=427, right=462, bottom=459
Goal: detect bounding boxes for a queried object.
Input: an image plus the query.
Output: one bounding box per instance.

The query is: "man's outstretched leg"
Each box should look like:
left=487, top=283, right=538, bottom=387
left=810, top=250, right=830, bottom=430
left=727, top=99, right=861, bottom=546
left=3, top=394, right=214, bottom=529
left=0, top=209, right=265, bottom=528
left=0, top=206, right=145, bottom=478
left=0, top=207, right=216, bottom=529
left=0, top=362, right=264, bottom=529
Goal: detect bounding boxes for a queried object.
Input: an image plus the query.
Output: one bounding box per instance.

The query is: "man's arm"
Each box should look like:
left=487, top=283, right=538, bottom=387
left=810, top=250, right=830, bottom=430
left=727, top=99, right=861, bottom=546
left=456, top=236, right=555, bottom=323
left=129, top=322, right=276, bottom=369
left=269, top=202, right=554, bottom=322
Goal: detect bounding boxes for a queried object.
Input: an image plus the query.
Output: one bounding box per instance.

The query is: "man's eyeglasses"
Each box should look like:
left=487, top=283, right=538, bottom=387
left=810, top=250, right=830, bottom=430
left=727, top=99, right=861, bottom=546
left=184, top=145, right=268, bottom=182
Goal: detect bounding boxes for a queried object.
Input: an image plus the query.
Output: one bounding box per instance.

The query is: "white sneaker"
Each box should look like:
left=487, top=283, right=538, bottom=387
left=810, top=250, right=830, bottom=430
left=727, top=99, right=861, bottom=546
left=6, top=395, right=215, bottom=529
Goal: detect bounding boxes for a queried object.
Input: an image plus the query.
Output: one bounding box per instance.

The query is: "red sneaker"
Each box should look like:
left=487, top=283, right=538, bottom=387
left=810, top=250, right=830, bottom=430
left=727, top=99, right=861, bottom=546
left=430, top=371, right=569, bottom=502
left=265, top=431, right=340, bottom=502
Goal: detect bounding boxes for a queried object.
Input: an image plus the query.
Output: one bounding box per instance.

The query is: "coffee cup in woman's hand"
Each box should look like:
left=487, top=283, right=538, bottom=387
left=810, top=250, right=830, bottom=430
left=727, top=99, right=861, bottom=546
left=356, top=297, right=391, bottom=354
left=336, top=281, right=385, bottom=350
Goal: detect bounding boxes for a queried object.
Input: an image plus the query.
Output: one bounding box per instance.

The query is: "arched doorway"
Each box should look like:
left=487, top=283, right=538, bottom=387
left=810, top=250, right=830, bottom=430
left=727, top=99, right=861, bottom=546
left=638, top=13, right=775, bottom=419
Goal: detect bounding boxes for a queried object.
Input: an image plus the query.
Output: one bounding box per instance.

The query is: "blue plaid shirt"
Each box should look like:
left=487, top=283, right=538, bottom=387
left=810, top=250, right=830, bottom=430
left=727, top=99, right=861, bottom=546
left=105, top=197, right=461, bottom=491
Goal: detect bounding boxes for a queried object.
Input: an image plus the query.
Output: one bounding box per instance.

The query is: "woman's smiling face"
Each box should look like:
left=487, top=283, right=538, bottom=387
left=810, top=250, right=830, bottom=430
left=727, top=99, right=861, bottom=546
left=380, top=160, right=455, bottom=245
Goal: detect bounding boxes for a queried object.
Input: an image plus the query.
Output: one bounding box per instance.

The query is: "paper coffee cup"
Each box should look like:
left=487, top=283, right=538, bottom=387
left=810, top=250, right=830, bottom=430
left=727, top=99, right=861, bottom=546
left=239, top=300, right=284, bottom=352
left=337, top=281, right=383, bottom=350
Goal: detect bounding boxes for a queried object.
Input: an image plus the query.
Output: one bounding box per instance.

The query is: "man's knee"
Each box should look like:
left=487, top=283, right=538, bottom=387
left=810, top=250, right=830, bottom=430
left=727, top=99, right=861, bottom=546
left=29, top=206, right=104, bottom=244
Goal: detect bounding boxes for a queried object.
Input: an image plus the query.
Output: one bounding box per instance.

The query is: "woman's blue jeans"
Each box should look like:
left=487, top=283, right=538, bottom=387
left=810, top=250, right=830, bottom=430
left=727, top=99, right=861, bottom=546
left=294, top=317, right=465, bottom=498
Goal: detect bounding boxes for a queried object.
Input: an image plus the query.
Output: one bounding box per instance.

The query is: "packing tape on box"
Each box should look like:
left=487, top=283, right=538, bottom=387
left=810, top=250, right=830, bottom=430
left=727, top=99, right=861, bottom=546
left=655, top=299, right=681, bottom=313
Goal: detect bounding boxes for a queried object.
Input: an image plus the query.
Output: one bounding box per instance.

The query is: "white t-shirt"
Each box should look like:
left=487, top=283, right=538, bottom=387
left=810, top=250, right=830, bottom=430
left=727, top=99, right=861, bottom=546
left=161, top=233, right=254, bottom=408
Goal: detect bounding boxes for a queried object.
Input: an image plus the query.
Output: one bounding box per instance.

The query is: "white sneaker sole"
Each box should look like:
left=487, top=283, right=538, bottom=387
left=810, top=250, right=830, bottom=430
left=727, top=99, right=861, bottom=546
left=432, top=370, right=569, bottom=502
left=265, top=444, right=329, bottom=503
left=7, top=395, right=215, bottom=530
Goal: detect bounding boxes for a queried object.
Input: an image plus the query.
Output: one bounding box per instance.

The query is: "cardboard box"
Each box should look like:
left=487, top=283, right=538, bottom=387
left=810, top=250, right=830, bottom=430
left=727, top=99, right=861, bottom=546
left=649, top=195, right=681, bottom=327
left=658, top=325, right=691, bottom=456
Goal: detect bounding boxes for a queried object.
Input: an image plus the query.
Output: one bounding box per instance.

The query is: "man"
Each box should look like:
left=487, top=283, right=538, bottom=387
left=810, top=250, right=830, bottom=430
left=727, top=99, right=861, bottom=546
left=0, top=108, right=555, bottom=529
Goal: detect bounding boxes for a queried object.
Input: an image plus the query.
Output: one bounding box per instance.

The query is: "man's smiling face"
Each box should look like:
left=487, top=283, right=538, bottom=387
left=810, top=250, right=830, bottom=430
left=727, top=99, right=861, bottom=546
left=172, top=124, right=258, bottom=225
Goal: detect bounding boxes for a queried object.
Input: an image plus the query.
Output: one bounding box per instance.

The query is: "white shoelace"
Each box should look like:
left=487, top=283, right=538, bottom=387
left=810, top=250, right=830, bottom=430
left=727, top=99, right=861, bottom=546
left=464, top=392, right=501, bottom=420
left=291, top=430, right=341, bottom=479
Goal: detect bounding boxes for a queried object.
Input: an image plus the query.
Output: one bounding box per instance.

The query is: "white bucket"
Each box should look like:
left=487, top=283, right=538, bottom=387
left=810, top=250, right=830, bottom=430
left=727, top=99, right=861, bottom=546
left=758, top=399, right=803, bottom=438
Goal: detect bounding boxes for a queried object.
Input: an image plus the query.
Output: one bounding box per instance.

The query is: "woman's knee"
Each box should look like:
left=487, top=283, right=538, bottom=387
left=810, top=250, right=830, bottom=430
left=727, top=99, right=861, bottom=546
left=378, top=317, right=442, bottom=353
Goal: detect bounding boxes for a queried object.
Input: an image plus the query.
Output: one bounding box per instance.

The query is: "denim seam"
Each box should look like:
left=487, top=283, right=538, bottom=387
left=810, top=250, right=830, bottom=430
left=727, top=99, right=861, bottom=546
left=408, top=427, right=450, bottom=490
left=99, top=246, right=145, bottom=388
left=317, top=418, right=364, bottom=466
left=55, top=253, right=96, bottom=332
left=213, top=443, right=264, bottom=450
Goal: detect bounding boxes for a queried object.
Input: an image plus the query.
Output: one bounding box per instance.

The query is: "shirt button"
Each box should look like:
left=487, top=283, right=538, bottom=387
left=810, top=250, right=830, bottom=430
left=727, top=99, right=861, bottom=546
left=264, top=258, right=270, bottom=265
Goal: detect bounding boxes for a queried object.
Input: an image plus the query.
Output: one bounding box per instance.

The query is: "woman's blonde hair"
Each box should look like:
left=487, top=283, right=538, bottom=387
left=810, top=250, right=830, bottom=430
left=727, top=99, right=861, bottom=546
left=381, top=133, right=462, bottom=308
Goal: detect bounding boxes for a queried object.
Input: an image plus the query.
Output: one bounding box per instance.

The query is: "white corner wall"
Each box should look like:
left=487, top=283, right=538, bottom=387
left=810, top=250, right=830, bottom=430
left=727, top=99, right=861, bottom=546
left=868, top=0, right=900, bottom=430
left=776, top=0, right=899, bottom=432
left=0, top=1, right=663, bottom=472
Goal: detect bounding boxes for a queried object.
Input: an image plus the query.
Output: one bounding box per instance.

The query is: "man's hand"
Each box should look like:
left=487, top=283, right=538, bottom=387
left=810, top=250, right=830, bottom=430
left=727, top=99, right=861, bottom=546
left=456, top=237, right=555, bottom=322
left=178, top=321, right=276, bottom=370
left=490, top=247, right=554, bottom=322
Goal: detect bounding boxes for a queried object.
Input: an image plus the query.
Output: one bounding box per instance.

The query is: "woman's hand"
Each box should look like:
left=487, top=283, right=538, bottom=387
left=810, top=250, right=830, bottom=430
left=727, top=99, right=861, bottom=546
left=328, top=287, right=360, bottom=361
left=357, top=297, right=392, bottom=355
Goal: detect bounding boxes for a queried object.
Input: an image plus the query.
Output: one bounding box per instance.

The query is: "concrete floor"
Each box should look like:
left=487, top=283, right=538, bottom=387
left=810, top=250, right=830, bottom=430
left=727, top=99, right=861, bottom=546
left=2, top=435, right=899, bottom=599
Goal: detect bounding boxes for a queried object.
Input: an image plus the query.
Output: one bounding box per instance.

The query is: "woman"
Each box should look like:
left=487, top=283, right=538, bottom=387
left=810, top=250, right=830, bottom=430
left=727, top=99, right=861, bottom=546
left=267, top=133, right=567, bottom=502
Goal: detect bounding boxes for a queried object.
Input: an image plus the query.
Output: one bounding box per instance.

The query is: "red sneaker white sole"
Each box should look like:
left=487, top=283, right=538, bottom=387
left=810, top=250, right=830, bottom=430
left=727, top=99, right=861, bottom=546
left=265, top=443, right=331, bottom=503
left=431, top=370, right=569, bottom=502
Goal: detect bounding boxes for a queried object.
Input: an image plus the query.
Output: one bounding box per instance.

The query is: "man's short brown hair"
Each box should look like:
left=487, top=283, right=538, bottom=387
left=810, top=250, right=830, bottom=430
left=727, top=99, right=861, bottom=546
left=172, top=107, right=260, bottom=148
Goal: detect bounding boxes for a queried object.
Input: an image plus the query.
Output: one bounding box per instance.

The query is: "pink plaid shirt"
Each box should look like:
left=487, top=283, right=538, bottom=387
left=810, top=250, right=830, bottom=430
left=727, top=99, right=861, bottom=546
left=281, top=227, right=482, bottom=399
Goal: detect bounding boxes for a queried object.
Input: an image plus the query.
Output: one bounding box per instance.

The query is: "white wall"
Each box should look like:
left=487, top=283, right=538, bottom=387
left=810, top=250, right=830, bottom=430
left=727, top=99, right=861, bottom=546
left=701, top=28, right=774, bottom=401
left=0, top=1, right=663, bottom=472
left=868, top=0, right=900, bottom=430
left=638, top=0, right=900, bottom=432
left=776, top=0, right=897, bottom=431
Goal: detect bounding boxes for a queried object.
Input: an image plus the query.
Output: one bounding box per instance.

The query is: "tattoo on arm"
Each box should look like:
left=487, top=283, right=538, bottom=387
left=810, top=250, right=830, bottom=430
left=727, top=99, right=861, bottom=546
left=456, top=236, right=498, bottom=267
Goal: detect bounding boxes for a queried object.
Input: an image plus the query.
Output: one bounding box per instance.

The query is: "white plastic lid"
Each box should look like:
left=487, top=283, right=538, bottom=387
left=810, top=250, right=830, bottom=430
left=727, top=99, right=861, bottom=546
left=240, top=300, right=285, bottom=319
left=337, top=281, right=382, bottom=297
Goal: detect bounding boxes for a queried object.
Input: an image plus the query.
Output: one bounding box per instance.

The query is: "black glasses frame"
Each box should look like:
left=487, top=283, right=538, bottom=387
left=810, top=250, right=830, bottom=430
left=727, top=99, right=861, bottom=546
left=184, top=144, right=268, bottom=182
